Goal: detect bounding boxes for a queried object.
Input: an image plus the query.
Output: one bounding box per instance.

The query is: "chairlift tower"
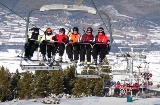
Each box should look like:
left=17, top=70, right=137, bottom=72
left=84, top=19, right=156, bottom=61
left=115, top=47, right=147, bottom=83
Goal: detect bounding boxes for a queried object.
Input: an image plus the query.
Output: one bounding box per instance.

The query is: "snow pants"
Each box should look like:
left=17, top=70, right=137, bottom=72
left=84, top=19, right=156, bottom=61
left=40, top=43, right=53, bottom=58
left=92, top=45, right=108, bottom=61
left=24, top=41, right=38, bottom=57
left=80, top=45, right=92, bottom=62
left=52, top=43, right=65, bottom=56
left=66, top=44, right=79, bottom=60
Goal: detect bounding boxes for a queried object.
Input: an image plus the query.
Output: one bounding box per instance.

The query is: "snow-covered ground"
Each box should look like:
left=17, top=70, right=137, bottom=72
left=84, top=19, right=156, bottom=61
left=0, top=97, right=160, bottom=105
left=1, top=49, right=160, bottom=84
left=0, top=49, right=71, bottom=73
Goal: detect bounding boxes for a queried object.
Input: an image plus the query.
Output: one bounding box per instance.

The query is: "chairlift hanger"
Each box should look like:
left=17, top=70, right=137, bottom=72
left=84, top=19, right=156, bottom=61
left=21, top=1, right=113, bottom=78
left=21, top=4, right=98, bottom=71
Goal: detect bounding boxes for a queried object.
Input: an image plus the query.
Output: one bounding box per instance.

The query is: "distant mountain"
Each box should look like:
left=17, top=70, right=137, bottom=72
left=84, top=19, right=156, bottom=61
left=0, top=0, right=160, bottom=28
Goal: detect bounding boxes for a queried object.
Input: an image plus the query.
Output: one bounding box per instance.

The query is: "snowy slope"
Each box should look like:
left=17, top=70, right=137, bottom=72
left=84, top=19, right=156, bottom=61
left=0, top=97, right=160, bottom=105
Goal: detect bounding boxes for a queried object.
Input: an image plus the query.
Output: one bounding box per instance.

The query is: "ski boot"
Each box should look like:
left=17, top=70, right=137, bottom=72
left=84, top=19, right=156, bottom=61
left=42, top=55, right=47, bottom=62
left=92, top=59, right=97, bottom=65
left=56, top=56, right=63, bottom=62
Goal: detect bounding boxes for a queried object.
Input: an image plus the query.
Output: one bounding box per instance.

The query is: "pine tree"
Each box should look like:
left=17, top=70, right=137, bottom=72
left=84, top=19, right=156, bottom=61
left=10, top=69, right=20, bottom=99
left=33, top=71, right=50, bottom=98
left=0, top=66, right=11, bottom=102
left=72, top=78, right=86, bottom=97
left=63, top=66, right=76, bottom=94
left=49, top=71, right=64, bottom=95
left=18, top=71, right=33, bottom=99
left=94, top=79, right=103, bottom=96
left=85, top=78, right=97, bottom=96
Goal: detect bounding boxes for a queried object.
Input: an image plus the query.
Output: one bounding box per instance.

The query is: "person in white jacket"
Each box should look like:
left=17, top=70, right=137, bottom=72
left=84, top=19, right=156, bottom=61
left=40, top=28, right=54, bottom=62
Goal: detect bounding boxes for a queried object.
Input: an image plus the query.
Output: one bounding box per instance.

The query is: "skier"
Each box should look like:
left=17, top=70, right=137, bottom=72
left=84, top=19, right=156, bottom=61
left=104, top=80, right=110, bottom=96
left=24, top=27, right=40, bottom=60
left=79, top=27, right=94, bottom=66
left=92, top=27, right=109, bottom=65
left=40, top=28, right=54, bottom=62
left=52, top=28, right=69, bottom=62
left=114, top=81, right=121, bottom=97
left=66, top=27, right=80, bottom=63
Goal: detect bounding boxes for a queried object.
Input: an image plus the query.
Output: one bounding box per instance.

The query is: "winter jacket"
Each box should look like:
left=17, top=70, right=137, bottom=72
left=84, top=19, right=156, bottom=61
left=27, top=33, right=42, bottom=43
left=53, top=34, right=69, bottom=44
left=95, top=33, right=108, bottom=48
left=41, top=34, right=53, bottom=41
left=81, top=34, right=94, bottom=43
left=80, top=33, right=94, bottom=47
left=133, top=83, right=139, bottom=89
left=115, top=84, right=121, bottom=89
left=69, top=33, right=80, bottom=43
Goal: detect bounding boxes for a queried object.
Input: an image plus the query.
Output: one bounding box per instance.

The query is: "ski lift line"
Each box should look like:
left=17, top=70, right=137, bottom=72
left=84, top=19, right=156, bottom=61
left=0, top=1, right=44, bottom=33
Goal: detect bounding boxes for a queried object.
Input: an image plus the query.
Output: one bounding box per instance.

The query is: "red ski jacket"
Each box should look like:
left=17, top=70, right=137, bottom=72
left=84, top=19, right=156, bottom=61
left=115, top=84, right=121, bottom=89
left=81, top=34, right=94, bottom=43
left=95, top=33, right=108, bottom=48
left=53, top=34, right=68, bottom=44
left=133, top=83, right=139, bottom=89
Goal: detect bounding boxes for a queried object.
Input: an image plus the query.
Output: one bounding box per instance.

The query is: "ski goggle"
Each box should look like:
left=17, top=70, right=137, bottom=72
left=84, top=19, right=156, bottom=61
left=98, top=29, right=104, bottom=33
left=98, top=29, right=103, bottom=32
left=87, top=29, right=92, bottom=32
left=73, top=29, right=78, bottom=32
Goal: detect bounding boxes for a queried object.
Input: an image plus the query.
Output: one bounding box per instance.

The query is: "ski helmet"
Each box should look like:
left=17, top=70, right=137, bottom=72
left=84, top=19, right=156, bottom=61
left=117, top=81, right=120, bottom=84
left=87, top=27, right=93, bottom=32
left=59, top=28, right=65, bottom=34
left=98, top=27, right=104, bottom=33
left=106, top=80, right=109, bottom=85
left=73, top=27, right=79, bottom=32
left=33, top=28, right=39, bottom=34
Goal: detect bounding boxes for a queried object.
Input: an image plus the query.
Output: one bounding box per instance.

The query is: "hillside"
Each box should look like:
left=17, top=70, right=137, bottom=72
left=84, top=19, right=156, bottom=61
left=1, top=0, right=160, bottom=25
left=0, top=0, right=160, bottom=53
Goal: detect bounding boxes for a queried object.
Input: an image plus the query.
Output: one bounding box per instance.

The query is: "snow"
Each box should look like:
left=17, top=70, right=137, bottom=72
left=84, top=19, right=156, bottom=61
left=0, top=51, right=22, bottom=73
left=0, top=97, right=160, bottom=105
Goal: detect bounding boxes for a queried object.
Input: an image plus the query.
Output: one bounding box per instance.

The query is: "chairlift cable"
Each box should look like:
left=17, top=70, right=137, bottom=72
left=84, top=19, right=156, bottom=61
left=90, top=0, right=109, bottom=31
left=0, top=1, right=44, bottom=32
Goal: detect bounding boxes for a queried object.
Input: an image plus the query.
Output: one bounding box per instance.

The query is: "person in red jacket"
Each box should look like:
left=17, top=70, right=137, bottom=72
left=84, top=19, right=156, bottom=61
left=92, top=27, right=109, bottom=65
left=52, top=28, right=69, bottom=62
left=79, top=27, right=94, bottom=66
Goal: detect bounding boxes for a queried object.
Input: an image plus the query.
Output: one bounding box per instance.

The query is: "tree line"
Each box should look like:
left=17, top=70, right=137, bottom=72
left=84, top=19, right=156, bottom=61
left=0, top=64, right=111, bottom=102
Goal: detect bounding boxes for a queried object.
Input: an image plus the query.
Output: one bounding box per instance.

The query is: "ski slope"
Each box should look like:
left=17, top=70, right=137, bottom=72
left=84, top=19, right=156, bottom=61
left=1, top=48, right=160, bottom=88
left=0, top=97, right=160, bottom=105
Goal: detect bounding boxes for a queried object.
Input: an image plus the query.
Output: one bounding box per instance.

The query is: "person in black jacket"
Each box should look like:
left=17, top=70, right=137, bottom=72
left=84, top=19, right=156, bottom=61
left=24, top=27, right=40, bottom=60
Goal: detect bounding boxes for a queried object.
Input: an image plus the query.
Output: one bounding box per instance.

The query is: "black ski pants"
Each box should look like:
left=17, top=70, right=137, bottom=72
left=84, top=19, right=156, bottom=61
left=80, top=45, right=92, bottom=62
left=66, top=44, right=79, bottom=60
left=92, top=45, right=107, bottom=61
left=40, top=43, right=53, bottom=58
left=52, top=43, right=65, bottom=56
left=25, top=41, right=38, bottom=57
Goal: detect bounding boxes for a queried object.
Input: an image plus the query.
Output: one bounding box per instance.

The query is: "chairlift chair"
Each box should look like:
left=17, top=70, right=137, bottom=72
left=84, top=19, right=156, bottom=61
left=20, top=4, right=97, bottom=71
left=20, top=3, right=113, bottom=78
